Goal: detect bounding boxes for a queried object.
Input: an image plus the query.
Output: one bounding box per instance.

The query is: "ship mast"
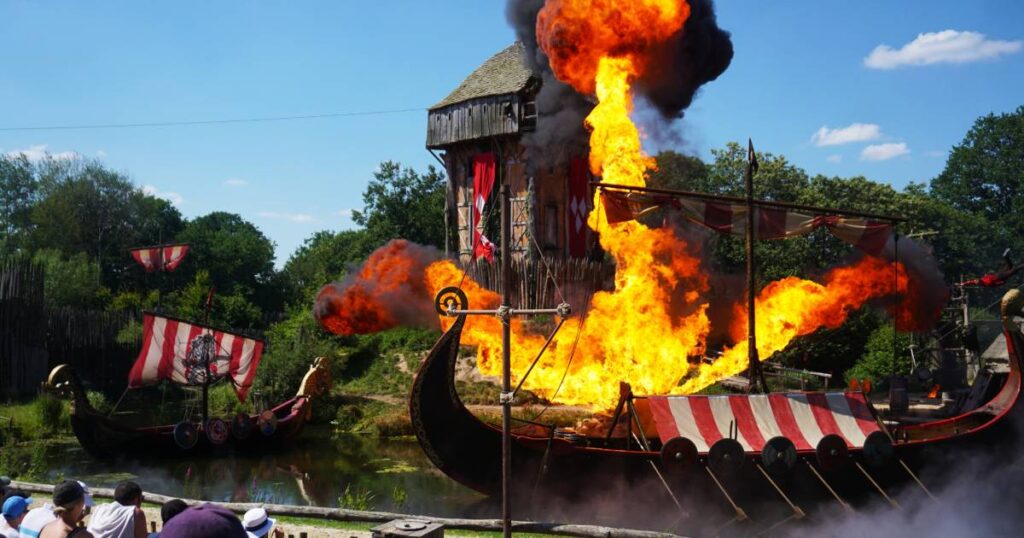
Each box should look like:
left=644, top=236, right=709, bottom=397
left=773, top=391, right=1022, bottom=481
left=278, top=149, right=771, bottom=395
left=745, top=140, right=768, bottom=393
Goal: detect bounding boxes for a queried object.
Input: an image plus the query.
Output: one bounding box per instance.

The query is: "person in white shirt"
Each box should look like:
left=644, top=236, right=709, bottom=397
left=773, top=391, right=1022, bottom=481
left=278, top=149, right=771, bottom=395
left=1, top=495, right=32, bottom=538
left=86, top=482, right=146, bottom=538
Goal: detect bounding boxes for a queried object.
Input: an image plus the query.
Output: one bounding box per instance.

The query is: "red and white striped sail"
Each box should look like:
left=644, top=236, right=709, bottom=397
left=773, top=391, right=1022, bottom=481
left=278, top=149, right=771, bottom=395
left=127, top=313, right=264, bottom=402
left=647, top=392, right=881, bottom=453
left=130, top=244, right=190, bottom=272
left=602, top=191, right=893, bottom=256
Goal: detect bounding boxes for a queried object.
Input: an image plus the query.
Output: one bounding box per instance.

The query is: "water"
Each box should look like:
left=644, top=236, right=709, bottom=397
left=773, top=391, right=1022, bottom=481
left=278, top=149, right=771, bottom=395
left=35, top=427, right=493, bottom=518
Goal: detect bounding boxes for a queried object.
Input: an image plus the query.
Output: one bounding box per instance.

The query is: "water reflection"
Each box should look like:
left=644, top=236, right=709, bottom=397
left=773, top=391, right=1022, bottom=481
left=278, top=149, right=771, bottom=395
left=41, top=427, right=492, bottom=518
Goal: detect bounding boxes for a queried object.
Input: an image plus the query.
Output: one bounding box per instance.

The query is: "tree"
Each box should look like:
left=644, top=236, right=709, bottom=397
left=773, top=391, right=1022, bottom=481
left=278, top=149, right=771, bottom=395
left=352, top=161, right=446, bottom=251
left=931, top=105, right=1024, bottom=224
left=0, top=154, right=38, bottom=248
left=282, top=229, right=371, bottom=303
left=26, top=158, right=184, bottom=289
left=175, top=212, right=280, bottom=316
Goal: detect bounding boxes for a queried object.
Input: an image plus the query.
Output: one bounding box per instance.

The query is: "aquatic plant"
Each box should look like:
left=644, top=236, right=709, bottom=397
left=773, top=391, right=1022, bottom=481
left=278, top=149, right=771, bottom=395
left=338, top=484, right=376, bottom=511
left=390, top=485, right=407, bottom=510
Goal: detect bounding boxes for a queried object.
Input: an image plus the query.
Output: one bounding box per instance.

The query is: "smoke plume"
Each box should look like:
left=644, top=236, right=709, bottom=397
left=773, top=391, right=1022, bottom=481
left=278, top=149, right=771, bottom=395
left=314, top=239, right=441, bottom=335
left=505, top=0, right=734, bottom=161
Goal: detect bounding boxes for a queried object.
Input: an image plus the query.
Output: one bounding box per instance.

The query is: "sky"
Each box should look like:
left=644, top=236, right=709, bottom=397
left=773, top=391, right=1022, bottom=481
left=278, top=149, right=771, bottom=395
left=1, top=1, right=1021, bottom=266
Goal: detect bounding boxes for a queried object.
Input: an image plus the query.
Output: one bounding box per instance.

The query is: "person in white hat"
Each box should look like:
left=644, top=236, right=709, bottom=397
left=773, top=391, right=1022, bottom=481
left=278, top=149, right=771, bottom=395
left=240, top=508, right=281, bottom=538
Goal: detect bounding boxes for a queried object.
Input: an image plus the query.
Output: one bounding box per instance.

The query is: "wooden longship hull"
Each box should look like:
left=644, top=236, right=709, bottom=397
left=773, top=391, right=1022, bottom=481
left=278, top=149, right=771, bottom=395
left=410, top=294, right=1024, bottom=509
left=48, top=357, right=330, bottom=459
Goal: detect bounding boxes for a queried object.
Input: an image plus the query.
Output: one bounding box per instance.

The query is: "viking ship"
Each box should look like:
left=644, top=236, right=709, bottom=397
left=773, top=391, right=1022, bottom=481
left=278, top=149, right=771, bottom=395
left=46, top=312, right=331, bottom=459
left=412, top=286, right=1023, bottom=514
left=411, top=172, right=1024, bottom=521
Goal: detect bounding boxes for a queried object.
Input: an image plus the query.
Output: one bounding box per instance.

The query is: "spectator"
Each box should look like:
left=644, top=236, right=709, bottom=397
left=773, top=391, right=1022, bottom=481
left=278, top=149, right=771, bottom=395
left=146, top=500, right=187, bottom=538
left=1, top=495, right=32, bottom=538
left=241, top=508, right=283, bottom=538
left=39, top=480, right=94, bottom=538
left=157, top=504, right=246, bottom=538
left=87, top=482, right=147, bottom=538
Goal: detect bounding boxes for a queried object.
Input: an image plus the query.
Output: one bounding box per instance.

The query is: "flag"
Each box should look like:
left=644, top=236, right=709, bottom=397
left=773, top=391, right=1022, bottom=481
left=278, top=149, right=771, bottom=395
left=471, top=153, right=496, bottom=262
left=567, top=157, right=590, bottom=257
left=130, top=244, right=190, bottom=272
left=127, top=313, right=264, bottom=402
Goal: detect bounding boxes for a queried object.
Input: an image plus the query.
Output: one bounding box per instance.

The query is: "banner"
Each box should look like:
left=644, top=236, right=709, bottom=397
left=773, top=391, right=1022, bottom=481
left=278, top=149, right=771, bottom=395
left=471, top=153, right=496, bottom=262
left=567, top=157, right=590, bottom=258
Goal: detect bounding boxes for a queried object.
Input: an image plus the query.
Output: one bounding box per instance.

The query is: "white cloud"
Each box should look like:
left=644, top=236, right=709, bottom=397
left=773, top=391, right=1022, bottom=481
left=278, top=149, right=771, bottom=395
left=865, top=30, right=1022, bottom=69
left=95, top=150, right=107, bottom=158
left=861, top=143, right=910, bottom=161
left=810, top=123, right=881, bottom=147
left=224, top=178, right=247, bottom=187
left=141, top=184, right=184, bottom=206
left=926, top=150, right=947, bottom=158
left=337, top=209, right=355, bottom=219
left=5, top=144, right=78, bottom=161
left=258, top=211, right=316, bottom=224
left=826, top=154, right=843, bottom=163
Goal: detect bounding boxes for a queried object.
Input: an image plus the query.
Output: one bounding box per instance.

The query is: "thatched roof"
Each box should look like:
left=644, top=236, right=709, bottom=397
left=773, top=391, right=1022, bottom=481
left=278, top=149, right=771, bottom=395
left=430, top=42, right=534, bottom=111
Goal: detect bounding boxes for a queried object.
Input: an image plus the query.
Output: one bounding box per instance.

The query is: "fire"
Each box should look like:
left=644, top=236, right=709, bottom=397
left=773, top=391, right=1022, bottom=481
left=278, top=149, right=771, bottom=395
left=316, top=0, right=928, bottom=410
left=314, top=240, right=437, bottom=335
left=676, top=257, right=909, bottom=393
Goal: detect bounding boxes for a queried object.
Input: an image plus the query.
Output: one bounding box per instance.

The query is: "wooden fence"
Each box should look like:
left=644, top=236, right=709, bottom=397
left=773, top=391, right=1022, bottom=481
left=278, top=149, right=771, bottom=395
left=0, top=258, right=48, bottom=399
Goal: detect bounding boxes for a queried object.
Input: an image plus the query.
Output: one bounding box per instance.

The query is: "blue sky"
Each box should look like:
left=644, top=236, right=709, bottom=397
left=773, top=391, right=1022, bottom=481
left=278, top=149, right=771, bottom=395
left=1, top=1, right=1021, bottom=266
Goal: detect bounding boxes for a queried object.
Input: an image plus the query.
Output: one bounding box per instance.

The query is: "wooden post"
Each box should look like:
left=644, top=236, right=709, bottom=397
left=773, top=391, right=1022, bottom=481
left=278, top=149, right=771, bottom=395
left=500, top=156, right=513, bottom=538
left=745, top=140, right=767, bottom=393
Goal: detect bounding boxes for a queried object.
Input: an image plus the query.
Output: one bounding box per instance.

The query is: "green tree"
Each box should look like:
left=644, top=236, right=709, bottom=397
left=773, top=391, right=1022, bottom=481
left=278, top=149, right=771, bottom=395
left=282, top=229, right=371, bottom=303
left=352, top=161, right=446, bottom=250
left=175, top=212, right=277, bottom=304
left=32, top=249, right=108, bottom=309
left=931, top=105, right=1024, bottom=225
left=0, top=154, right=38, bottom=249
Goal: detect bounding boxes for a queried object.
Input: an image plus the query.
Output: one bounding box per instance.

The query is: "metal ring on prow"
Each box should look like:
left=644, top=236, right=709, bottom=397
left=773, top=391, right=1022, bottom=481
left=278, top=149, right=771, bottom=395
left=660, top=437, right=698, bottom=474
left=434, top=286, right=469, bottom=316
left=761, top=436, right=798, bottom=476
left=815, top=433, right=850, bottom=472
left=1001, top=288, right=1024, bottom=332
left=862, top=430, right=894, bottom=468
left=205, top=418, right=229, bottom=445
left=708, top=438, right=746, bottom=477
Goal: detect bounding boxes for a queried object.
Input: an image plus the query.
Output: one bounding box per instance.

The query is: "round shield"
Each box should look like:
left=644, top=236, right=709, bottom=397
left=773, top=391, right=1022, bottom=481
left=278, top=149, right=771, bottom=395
left=862, top=431, right=894, bottom=468
left=205, top=418, right=230, bottom=445
left=761, top=436, right=797, bottom=476
left=708, top=438, right=745, bottom=476
left=434, top=286, right=469, bottom=316
left=660, top=437, right=698, bottom=474
left=231, top=412, right=253, bottom=440
left=258, top=410, right=278, bottom=436
left=815, top=434, right=850, bottom=472
left=173, top=421, right=198, bottom=450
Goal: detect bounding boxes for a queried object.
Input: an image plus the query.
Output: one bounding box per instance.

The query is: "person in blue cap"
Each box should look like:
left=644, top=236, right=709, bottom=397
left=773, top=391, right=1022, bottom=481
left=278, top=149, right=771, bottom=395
left=1, top=495, right=32, bottom=538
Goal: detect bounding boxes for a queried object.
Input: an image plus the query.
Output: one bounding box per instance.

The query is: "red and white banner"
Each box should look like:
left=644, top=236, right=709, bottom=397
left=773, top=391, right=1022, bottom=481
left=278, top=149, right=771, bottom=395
left=127, top=313, right=264, bottom=402
left=647, top=392, right=880, bottom=453
left=567, top=157, right=590, bottom=258
left=130, top=244, right=190, bottom=272
left=471, top=153, right=496, bottom=262
left=601, top=191, right=892, bottom=256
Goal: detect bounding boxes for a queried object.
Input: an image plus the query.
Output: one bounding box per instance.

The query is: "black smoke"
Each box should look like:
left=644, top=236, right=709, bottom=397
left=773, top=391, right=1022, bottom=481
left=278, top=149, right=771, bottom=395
left=505, top=0, right=734, bottom=145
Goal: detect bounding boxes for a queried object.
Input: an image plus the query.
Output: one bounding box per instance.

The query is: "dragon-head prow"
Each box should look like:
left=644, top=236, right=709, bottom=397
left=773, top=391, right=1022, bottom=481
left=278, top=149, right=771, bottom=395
left=297, top=356, right=332, bottom=399
left=44, top=364, right=93, bottom=414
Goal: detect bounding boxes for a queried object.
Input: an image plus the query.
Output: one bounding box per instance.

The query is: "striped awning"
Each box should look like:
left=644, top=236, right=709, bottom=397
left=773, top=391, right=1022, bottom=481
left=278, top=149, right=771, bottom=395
left=647, top=392, right=881, bottom=453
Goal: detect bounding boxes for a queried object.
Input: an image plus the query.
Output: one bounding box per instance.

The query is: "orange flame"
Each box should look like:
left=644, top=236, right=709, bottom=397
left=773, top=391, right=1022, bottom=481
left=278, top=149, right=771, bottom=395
left=317, top=0, right=924, bottom=410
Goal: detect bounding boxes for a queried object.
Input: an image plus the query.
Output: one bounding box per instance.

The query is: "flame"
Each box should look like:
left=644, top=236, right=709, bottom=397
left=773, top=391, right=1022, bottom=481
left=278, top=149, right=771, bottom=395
left=316, top=0, right=928, bottom=410
left=676, top=256, right=909, bottom=393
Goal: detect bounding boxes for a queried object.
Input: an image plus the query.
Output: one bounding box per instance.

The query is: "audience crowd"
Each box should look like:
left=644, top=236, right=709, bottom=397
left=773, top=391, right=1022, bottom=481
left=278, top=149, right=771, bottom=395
left=0, top=478, right=285, bottom=538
